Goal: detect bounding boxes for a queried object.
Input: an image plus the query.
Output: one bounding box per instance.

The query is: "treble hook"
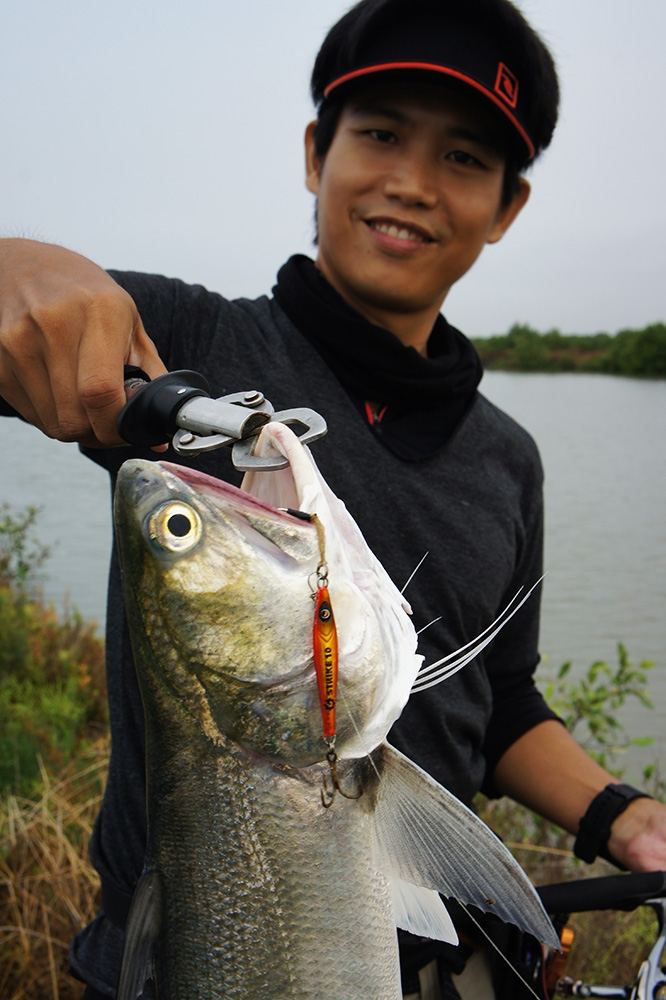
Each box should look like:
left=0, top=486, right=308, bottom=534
left=321, top=747, right=363, bottom=809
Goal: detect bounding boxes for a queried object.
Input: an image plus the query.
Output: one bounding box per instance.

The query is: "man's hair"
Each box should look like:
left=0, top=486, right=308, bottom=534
left=310, top=0, right=560, bottom=205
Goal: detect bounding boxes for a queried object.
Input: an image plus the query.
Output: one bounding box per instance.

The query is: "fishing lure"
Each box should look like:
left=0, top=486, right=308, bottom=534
left=309, top=514, right=362, bottom=808
left=313, top=583, right=337, bottom=741
left=282, top=506, right=361, bottom=807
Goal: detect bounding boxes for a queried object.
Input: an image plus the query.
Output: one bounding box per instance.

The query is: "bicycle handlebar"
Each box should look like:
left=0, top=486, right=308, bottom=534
left=537, top=870, right=666, bottom=915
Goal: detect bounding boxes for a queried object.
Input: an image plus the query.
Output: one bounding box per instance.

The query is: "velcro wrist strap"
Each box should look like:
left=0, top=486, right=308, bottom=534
left=574, top=783, right=651, bottom=863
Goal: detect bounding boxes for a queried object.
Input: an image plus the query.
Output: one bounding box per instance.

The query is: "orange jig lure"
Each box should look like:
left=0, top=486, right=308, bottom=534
left=313, top=585, right=338, bottom=741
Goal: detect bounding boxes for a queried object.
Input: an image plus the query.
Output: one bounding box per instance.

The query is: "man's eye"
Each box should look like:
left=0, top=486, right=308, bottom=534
left=366, top=128, right=397, bottom=144
left=446, top=149, right=484, bottom=167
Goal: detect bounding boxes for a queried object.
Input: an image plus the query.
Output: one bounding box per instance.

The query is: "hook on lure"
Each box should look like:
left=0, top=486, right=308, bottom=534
left=321, top=742, right=362, bottom=809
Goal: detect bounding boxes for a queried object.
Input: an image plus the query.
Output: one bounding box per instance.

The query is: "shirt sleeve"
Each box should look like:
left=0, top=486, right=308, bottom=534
left=480, top=452, right=563, bottom=795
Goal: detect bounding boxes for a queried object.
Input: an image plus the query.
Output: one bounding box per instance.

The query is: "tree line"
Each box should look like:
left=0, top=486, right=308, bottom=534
left=472, top=322, right=666, bottom=376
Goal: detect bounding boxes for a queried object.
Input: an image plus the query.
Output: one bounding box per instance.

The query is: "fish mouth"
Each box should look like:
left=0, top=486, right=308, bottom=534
left=158, top=462, right=283, bottom=516
left=160, top=420, right=321, bottom=527
left=160, top=462, right=299, bottom=521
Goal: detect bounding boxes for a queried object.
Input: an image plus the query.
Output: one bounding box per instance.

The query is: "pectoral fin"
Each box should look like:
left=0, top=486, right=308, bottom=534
left=390, top=876, right=459, bottom=944
left=372, top=743, right=558, bottom=948
left=116, top=869, right=162, bottom=1000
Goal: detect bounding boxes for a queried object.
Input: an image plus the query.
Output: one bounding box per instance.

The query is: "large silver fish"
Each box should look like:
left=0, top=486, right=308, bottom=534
left=114, top=422, right=556, bottom=1000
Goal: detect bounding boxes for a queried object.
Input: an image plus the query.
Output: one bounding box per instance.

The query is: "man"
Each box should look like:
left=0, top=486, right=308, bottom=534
left=1, top=1, right=665, bottom=997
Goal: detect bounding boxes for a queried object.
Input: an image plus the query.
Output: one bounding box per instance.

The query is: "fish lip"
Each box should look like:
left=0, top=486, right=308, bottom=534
left=159, top=461, right=311, bottom=525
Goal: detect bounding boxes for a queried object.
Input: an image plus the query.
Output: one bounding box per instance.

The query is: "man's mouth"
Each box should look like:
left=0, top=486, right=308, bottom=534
left=366, top=218, right=435, bottom=244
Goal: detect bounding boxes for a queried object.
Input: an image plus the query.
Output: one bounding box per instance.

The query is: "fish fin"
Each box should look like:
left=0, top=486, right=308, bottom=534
left=390, top=876, right=459, bottom=944
left=373, top=743, right=559, bottom=949
left=116, top=870, right=162, bottom=1000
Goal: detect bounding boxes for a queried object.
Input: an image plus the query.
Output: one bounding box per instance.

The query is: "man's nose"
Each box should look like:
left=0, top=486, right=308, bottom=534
left=382, top=153, right=439, bottom=208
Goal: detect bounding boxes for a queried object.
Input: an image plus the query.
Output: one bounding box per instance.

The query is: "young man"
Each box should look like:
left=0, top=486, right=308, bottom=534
left=1, top=1, right=665, bottom=997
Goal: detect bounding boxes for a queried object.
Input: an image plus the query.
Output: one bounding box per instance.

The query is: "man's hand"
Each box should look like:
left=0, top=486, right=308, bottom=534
left=494, top=721, right=666, bottom=872
left=0, top=238, right=167, bottom=447
left=608, top=797, right=666, bottom=872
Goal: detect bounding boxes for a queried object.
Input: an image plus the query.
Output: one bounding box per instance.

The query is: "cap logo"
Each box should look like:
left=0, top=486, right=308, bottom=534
left=494, top=62, right=519, bottom=108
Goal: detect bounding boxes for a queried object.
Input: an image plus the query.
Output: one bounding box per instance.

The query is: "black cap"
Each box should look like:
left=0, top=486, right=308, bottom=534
left=320, top=11, right=536, bottom=160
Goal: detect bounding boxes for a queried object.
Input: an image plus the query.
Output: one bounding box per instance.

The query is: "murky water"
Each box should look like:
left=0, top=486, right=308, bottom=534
left=482, top=373, right=666, bottom=781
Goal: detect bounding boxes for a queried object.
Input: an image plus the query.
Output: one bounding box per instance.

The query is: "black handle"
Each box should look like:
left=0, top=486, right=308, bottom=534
left=537, top=870, right=666, bottom=915
left=117, top=368, right=210, bottom=447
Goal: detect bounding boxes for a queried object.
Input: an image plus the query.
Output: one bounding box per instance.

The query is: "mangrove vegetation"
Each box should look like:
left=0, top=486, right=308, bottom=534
left=472, top=322, right=666, bottom=376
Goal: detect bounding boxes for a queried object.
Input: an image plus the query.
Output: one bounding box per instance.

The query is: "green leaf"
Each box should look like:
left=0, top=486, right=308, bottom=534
left=538, top=643, right=659, bottom=781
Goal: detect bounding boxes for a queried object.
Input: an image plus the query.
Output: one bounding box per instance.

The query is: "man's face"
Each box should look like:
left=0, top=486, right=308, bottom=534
left=305, top=79, right=529, bottom=335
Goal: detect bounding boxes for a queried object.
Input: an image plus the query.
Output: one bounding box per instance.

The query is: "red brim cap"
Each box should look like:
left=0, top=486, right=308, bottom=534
left=321, top=16, right=535, bottom=161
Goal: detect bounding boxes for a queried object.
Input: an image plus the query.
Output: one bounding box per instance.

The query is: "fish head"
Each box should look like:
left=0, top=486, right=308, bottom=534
left=114, top=422, right=421, bottom=766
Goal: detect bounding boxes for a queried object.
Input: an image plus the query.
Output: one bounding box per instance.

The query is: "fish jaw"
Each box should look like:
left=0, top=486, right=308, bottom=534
left=114, top=423, right=421, bottom=766
left=114, top=455, right=386, bottom=766
left=115, top=457, right=330, bottom=765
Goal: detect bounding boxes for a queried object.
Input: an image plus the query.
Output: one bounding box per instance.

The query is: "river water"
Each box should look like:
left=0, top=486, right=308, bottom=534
left=1, top=372, right=664, bottom=779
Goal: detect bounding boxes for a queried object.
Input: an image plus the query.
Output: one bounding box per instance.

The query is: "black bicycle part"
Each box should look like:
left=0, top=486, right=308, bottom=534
left=538, top=870, right=666, bottom=915
left=117, top=369, right=210, bottom=447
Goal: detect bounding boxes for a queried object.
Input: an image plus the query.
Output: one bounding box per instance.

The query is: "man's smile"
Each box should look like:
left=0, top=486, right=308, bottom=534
left=364, top=216, right=437, bottom=245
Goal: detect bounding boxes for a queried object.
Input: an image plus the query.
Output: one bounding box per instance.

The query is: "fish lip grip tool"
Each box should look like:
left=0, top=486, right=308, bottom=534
left=118, top=367, right=327, bottom=471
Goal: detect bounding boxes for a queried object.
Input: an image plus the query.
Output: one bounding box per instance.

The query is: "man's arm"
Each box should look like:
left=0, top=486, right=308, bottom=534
left=493, top=719, right=666, bottom=871
left=0, top=238, right=167, bottom=446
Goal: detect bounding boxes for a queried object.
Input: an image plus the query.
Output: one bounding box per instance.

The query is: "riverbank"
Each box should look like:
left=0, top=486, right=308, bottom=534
left=473, top=322, right=666, bottom=376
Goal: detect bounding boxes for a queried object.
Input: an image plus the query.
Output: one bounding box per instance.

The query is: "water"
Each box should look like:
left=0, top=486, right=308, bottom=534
left=1, top=428, right=113, bottom=627
left=481, top=373, right=666, bottom=782
left=1, top=373, right=665, bottom=778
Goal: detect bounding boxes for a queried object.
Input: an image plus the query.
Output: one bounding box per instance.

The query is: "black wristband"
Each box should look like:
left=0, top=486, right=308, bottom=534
left=574, top=783, right=652, bottom=864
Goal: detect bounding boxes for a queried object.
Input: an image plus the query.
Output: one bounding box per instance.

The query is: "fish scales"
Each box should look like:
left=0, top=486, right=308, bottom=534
left=146, top=740, right=399, bottom=998
left=114, top=423, right=558, bottom=999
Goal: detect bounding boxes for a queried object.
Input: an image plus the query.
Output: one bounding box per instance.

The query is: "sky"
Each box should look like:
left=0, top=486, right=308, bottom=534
left=2, top=0, right=665, bottom=337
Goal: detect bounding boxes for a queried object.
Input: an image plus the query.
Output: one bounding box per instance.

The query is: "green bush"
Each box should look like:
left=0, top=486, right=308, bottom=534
left=480, top=644, right=660, bottom=850
left=473, top=322, right=665, bottom=376
left=604, top=323, right=666, bottom=376
left=541, top=643, right=656, bottom=778
left=0, top=505, right=107, bottom=797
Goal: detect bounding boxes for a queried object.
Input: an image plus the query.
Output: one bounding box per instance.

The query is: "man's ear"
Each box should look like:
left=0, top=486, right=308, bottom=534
left=487, top=177, right=531, bottom=245
left=304, top=121, right=321, bottom=195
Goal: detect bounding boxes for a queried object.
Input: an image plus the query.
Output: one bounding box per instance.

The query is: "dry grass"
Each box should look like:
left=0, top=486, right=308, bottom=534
left=0, top=739, right=108, bottom=1000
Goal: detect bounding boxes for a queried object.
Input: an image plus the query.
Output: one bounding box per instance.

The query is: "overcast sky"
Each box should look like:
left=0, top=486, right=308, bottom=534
left=2, top=0, right=664, bottom=336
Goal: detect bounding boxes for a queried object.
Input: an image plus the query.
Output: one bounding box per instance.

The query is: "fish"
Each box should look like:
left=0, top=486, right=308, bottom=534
left=113, top=421, right=557, bottom=1000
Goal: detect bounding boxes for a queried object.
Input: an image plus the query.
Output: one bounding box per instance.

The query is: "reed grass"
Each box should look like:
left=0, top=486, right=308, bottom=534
left=0, top=740, right=108, bottom=1000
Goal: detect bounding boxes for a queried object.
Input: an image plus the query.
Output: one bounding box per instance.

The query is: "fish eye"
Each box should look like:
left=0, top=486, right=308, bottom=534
left=148, top=501, right=202, bottom=553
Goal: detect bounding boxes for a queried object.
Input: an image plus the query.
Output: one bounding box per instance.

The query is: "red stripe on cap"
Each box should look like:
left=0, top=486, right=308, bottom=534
left=323, top=61, right=535, bottom=160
